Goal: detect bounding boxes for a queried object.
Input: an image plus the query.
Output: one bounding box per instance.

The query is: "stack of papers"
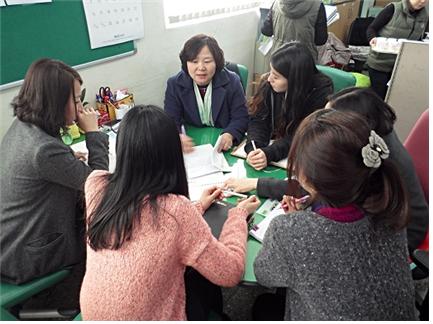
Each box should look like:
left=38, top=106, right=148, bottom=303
left=184, top=135, right=232, bottom=201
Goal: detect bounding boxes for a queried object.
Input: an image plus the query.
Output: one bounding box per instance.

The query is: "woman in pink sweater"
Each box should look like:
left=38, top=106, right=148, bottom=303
left=79, top=105, right=259, bottom=320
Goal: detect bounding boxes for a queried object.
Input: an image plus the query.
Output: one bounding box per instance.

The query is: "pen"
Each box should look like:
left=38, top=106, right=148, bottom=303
left=296, top=195, right=310, bottom=204
left=181, top=125, right=186, bottom=135
left=222, top=190, right=248, bottom=199
left=251, top=140, right=257, bottom=151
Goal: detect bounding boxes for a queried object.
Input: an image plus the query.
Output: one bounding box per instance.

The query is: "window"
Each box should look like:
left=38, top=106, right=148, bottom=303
left=163, top=0, right=261, bottom=27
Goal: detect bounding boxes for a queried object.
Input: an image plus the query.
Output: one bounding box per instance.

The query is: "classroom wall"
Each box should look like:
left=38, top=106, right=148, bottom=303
left=0, top=0, right=260, bottom=141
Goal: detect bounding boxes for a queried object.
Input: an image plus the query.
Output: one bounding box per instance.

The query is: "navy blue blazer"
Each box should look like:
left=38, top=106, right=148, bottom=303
left=164, top=68, right=248, bottom=143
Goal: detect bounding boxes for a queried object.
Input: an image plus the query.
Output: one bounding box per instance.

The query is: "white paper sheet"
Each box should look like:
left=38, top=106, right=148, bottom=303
left=183, top=138, right=231, bottom=179
left=70, top=131, right=117, bottom=172
left=82, top=0, right=144, bottom=49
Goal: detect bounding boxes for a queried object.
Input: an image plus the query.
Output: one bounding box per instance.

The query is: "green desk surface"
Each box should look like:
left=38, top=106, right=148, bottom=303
left=73, top=124, right=287, bottom=284
left=186, top=125, right=287, bottom=284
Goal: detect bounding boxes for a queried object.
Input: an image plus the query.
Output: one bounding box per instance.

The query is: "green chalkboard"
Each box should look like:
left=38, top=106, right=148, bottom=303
left=0, top=0, right=135, bottom=88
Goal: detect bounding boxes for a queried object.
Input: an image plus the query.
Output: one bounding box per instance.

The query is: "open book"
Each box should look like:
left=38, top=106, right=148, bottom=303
left=231, top=139, right=288, bottom=169
left=183, top=135, right=231, bottom=179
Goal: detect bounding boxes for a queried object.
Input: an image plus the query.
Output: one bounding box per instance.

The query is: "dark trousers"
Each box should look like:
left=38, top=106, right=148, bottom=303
left=252, top=289, right=286, bottom=321
left=184, top=267, right=223, bottom=320
left=368, top=66, right=392, bottom=100
left=20, top=261, right=85, bottom=311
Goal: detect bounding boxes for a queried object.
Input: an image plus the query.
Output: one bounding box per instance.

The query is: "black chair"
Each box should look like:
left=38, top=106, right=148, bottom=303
left=412, top=249, right=428, bottom=320
left=346, top=17, right=375, bottom=72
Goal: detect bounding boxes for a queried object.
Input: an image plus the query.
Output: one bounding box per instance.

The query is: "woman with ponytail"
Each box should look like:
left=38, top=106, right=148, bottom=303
left=253, top=109, right=415, bottom=320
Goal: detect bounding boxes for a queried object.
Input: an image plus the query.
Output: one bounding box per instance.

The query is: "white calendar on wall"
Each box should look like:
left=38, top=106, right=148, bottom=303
left=82, top=0, right=144, bottom=49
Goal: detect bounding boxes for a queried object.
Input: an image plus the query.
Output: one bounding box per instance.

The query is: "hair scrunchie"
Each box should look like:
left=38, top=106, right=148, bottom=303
left=361, top=130, right=390, bottom=168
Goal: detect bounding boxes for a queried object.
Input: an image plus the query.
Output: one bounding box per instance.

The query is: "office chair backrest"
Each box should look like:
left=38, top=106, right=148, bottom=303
left=316, top=65, right=356, bottom=93
left=404, top=109, right=429, bottom=202
left=225, top=61, right=248, bottom=93
left=346, top=17, right=375, bottom=46
left=404, top=109, right=429, bottom=251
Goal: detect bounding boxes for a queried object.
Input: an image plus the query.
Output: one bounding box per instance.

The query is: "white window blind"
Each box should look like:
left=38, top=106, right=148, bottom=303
left=164, top=0, right=261, bottom=26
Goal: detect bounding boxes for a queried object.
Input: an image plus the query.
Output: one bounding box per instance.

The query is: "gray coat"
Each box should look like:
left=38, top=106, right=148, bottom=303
left=0, top=119, right=109, bottom=284
left=255, top=130, right=428, bottom=253
left=254, top=211, right=416, bottom=320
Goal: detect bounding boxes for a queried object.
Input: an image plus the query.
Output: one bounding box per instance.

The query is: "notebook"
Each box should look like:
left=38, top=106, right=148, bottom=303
left=231, top=139, right=288, bottom=169
left=203, top=200, right=235, bottom=239
left=249, top=202, right=285, bottom=243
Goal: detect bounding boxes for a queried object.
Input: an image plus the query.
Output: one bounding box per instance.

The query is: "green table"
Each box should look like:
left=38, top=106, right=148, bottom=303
left=186, top=125, right=286, bottom=284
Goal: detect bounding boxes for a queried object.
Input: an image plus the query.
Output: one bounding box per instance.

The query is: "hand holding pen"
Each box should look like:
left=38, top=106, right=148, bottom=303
left=281, top=194, right=310, bottom=213
left=180, top=125, right=195, bottom=153
left=246, top=140, right=267, bottom=170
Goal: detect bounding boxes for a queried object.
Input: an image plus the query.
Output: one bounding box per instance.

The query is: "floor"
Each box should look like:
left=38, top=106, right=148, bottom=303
left=222, top=284, right=274, bottom=321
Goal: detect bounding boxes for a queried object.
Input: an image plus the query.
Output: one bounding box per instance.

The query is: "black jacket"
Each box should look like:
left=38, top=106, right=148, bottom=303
left=245, top=72, right=333, bottom=163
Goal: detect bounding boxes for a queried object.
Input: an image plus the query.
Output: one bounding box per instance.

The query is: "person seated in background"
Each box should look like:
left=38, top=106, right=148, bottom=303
left=225, top=87, right=428, bottom=255
left=164, top=34, right=249, bottom=153
left=253, top=109, right=416, bottom=320
left=366, top=0, right=428, bottom=99
left=0, top=58, right=109, bottom=309
left=244, top=41, right=333, bottom=170
left=80, top=105, right=259, bottom=320
left=261, top=0, right=328, bottom=62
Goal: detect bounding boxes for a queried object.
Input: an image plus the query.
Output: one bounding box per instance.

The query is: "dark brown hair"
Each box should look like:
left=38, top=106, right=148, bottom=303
left=287, top=109, right=409, bottom=230
left=179, top=34, right=225, bottom=73
left=327, top=87, right=396, bottom=136
left=248, top=42, right=318, bottom=138
left=12, top=58, right=82, bottom=137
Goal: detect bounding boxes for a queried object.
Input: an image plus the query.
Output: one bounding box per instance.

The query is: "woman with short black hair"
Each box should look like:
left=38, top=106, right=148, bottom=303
left=164, top=34, right=249, bottom=153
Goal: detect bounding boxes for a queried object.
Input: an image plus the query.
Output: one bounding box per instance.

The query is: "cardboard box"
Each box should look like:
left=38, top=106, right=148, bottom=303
left=328, top=0, right=361, bottom=43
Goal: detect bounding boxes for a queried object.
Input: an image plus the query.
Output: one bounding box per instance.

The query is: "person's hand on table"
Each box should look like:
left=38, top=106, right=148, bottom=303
left=223, top=178, right=258, bottom=193
left=246, top=149, right=267, bottom=170
left=180, top=134, right=195, bottom=153
left=369, top=37, right=377, bottom=47
left=199, top=186, right=224, bottom=211
left=217, top=133, right=233, bottom=152
left=77, top=106, right=98, bottom=133
left=281, top=194, right=310, bottom=213
left=237, top=195, right=260, bottom=216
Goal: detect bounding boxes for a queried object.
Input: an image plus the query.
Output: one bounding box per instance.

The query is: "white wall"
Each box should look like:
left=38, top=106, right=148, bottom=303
left=0, top=0, right=260, bottom=140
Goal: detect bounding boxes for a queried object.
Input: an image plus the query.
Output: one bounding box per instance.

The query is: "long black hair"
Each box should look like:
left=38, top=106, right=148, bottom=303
left=87, top=105, right=189, bottom=250
left=249, top=42, right=318, bottom=137
left=12, top=58, right=82, bottom=137
left=327, top=86, right=397, bottom=136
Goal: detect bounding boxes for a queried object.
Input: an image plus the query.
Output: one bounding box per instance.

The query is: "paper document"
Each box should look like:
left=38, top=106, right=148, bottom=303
left=70, top=131, right=117, bottom=172
left=258, top=36, right=273, bottom=55
left=324, top=5, right=339, bottom=26
left=249, top=202, right=285, bottom=242
left=183, top=136, right=231, bottom=179
left=231, top=139, right=288, bottom=169
left=188, top=172, right=226, bottom=202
